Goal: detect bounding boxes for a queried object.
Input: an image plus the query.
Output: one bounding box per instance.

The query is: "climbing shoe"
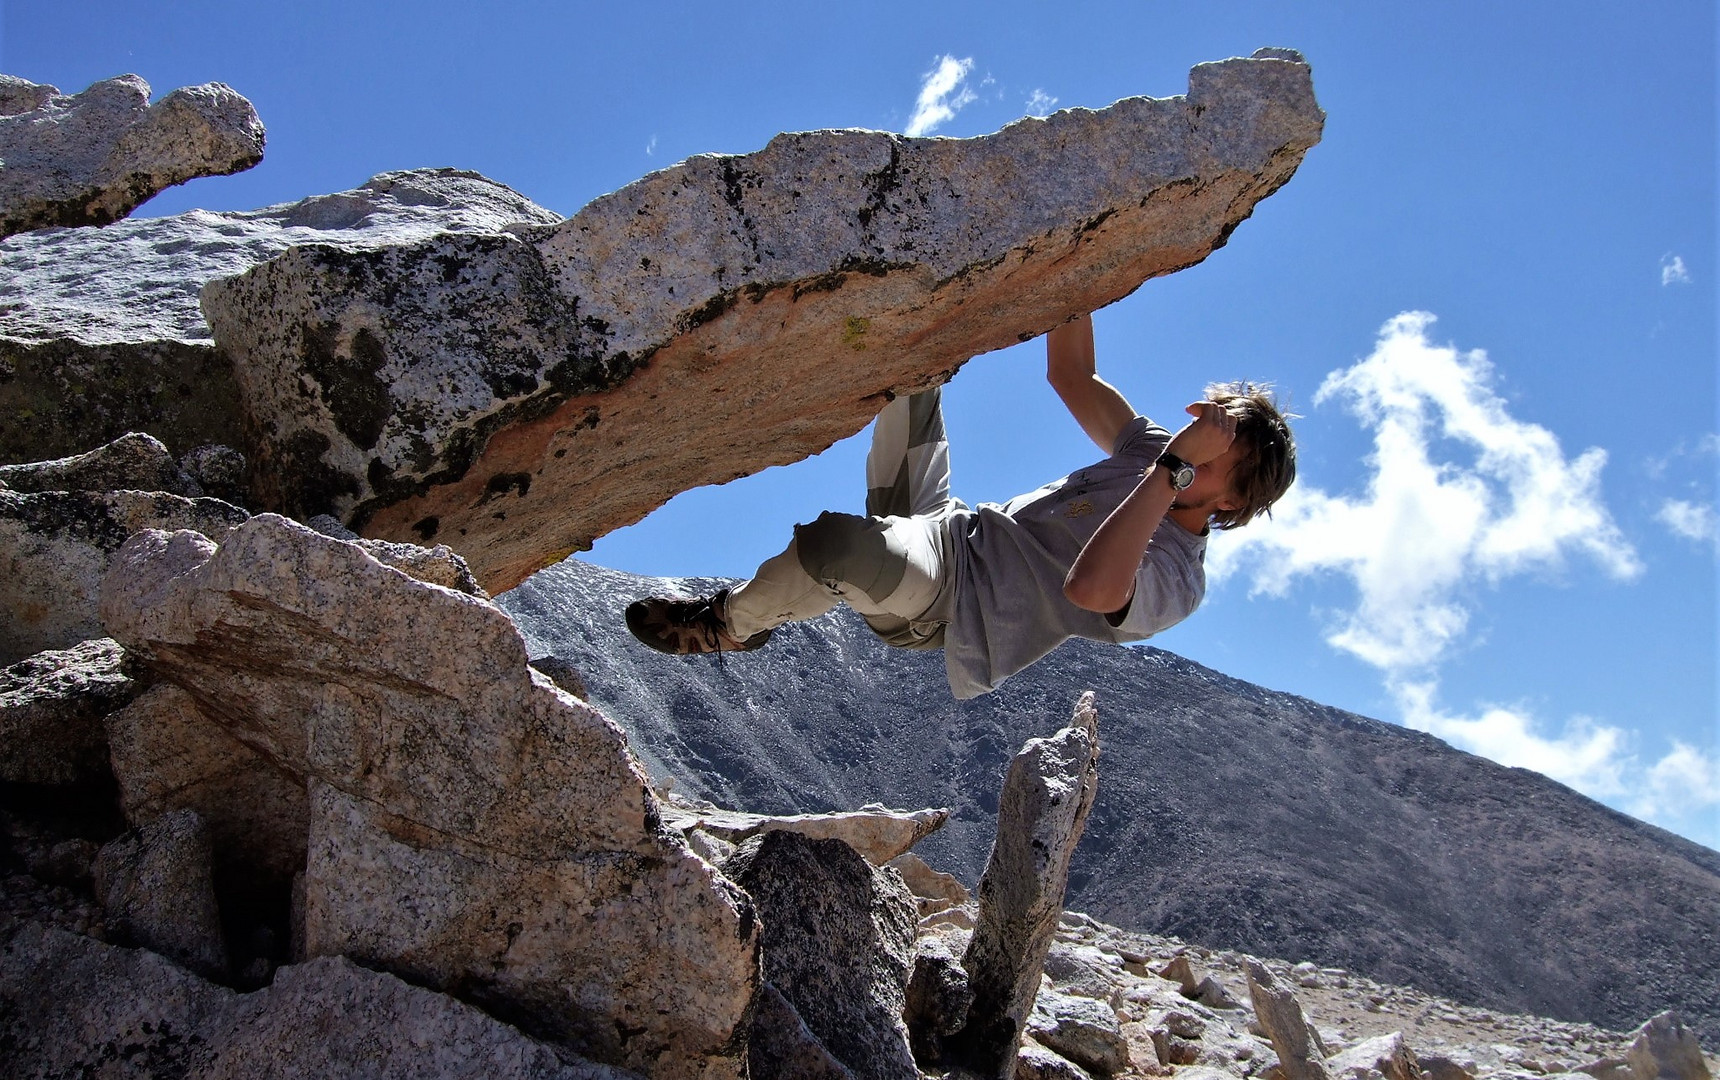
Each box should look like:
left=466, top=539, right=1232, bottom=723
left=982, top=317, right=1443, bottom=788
left=624, top=589, right=773, bottom=655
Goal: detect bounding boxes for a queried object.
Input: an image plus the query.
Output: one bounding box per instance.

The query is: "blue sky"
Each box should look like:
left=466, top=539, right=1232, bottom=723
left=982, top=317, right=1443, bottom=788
left=6, top=2, right=1714, bottom=848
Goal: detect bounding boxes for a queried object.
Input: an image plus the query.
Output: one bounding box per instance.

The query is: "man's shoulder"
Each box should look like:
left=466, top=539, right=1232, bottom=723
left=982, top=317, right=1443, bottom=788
left=1110, top=414, right=1173, bottom=458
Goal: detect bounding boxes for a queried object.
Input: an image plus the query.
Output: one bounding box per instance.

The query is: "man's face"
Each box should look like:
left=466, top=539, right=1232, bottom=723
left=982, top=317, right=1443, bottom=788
left=1171, top=438, right=1247, bottom=518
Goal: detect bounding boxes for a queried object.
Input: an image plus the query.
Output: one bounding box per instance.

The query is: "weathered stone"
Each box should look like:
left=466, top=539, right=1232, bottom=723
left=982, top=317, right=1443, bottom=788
left=1016, top=1042, right=1098, bottom=1080
left=906, top=932, right=975, bottom=1063
left=0, top=169, right=561, bottom=464
left=1328, top=1032, right=1423, bottom=1080
left=747, top=981, right=860, bottom=1080
left=1420, top=1054, right=1477, bottom=1080
left=0, top=637, right=137, bottom=784
left=1628, top=1013, right=1712, bottom=1080
left=303, top=509, right=484, bottom=593
left=97, top=514, right=758, bottom=1077
left=104, top=682, right=309, bottom=883
left=94, top=807, right=229, bottom=978
left=201, top=52, right=1322, bottom=592
left=948, top=693, right=1102, bottom=1078
left=0, top=73, right=264, bottom=238
left=1160, top=954, right=1201, bottom=995
left=890, top=850, right=971, bottom=915
left=529, top=654, right=590, bottom=699
left=1043, top=941, right=1128, bottom=1005
left=1027, top=989, right=1131, bottom=1076
left=665, top=803, right=949, bottom=866
left=0, top=921, right=638, bottom=1078
left=1245, top=959, right=1331, bottom=1080
left=1198, top=973, right=1245, bottom=1010
left=0, top=488, right=248, bottom=664
left=0, top=431, right=197, bottom=494
left=180, top=443, right=248, bottom=504
left=722, top=829, right=919, bottom=1080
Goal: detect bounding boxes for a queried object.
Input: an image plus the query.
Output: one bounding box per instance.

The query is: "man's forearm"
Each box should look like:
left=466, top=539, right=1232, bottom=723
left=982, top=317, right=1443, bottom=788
left=1064, top=466, right=1176, bottom=613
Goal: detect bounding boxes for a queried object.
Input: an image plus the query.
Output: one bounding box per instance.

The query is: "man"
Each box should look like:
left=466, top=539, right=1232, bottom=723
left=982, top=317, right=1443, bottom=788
left=626, top=312, right=1296, bottom=699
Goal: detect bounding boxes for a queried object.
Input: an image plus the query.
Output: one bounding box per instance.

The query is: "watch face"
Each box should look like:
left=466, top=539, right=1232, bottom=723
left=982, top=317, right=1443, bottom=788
left=1173, top=464, right=1196, bottom=490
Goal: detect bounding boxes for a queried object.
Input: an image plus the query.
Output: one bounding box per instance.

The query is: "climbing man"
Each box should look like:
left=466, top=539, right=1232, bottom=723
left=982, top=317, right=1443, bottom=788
left=625, top=311, right=1296, bottom=699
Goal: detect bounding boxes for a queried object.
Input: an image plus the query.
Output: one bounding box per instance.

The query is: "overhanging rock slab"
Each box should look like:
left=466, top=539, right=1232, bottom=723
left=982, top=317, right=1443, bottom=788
left=202, top=50, right=1323, bottom=593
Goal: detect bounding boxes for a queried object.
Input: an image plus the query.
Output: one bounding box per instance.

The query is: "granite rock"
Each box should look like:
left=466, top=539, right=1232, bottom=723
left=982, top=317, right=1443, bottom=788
left=201, top=52, right=1322, bottom=591
left=0, top=73, right=263, bottom=238
left=747, top=981, right=861, bottom=1080
left=94, top=807, right=229, bottom=978
left=664, top=803, right=949, bottom=866
left=0, top=921, right=638, bottom=1079
left=0, top=168, right=561, bottom=463
left=1328, top=1031, right=1424, bottom=1080
left=0, top=487, right=249, bottom=664
left=97, top=514, right=759, bottom=1076
left=1247, top=958, right=1332, bottom=1080
left=1027, top=989, right=1131, bottom=1075
left=0, top=431, right=197, bottom=495
left=1628, top=1013, right=1712, bottom=1080
left=0, top=636, right=137, bottom=785
left=947, top=693, right=1102, bottom=1078
left=722, top=829, right=920, bottom=1080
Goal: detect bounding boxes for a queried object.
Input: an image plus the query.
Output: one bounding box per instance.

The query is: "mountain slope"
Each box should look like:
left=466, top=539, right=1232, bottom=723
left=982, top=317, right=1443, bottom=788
left=497, top=558, right=1720, bottom=1044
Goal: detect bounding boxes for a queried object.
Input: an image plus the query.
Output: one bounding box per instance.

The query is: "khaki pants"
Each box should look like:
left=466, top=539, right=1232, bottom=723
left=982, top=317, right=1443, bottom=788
left=724, top=388, right=960, bottom=647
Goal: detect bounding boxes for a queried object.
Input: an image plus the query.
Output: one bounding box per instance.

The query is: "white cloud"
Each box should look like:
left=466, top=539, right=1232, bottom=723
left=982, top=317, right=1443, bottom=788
left=1025, top=89, right=1058, bottom=116
left=645, top=135, right=658, bottom=157
left=1212, top=311, right=1640, bottom=672
left=1660, top=253, right=1692, bottom=285
left=1656, top=498, right=1717, bottom=543
left=1636, top=742, right=1720, bottom=819
left=1394, top=680, right=1630, bottom=796
left=906, top=55, right=977, bottom=137
left=1208, top=312, right=1720, bottom=844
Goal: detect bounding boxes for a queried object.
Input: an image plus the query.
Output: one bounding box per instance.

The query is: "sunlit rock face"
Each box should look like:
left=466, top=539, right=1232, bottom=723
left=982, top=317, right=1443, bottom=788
left=0, top=72, right=264, bottom=240
left=0, top=169, right=562, bottom=465
left=203, top=50, right=1323, bottom=593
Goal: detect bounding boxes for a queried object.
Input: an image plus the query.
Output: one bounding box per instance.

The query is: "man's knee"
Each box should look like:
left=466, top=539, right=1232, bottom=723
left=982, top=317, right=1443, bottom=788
left=794, top=511, right=907, bottom=603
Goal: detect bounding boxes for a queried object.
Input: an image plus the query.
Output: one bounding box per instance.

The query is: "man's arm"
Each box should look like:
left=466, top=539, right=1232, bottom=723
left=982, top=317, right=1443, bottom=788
left=1047, top=313, right=1138, bottom=454
left=1063, top=402, right=1237, bottom=614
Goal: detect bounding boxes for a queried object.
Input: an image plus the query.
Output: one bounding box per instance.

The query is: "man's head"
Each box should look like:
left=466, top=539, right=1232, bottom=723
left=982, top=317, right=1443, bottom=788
left=1202, top=381, right=1297, bottom=530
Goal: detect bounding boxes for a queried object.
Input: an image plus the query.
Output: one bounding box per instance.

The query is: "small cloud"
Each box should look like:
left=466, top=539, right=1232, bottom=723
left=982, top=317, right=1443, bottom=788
left=1395, top=680, right=1630, bottom=797
left=645, top=135, right=658, bottom=157
left=1025, top=89, right=1058, bottom=116
left=906, top=54, right=977, bottom=137
left=1660, top=253, right=1692, bottom=286
left=1656, top=498, right=1717, bottom=544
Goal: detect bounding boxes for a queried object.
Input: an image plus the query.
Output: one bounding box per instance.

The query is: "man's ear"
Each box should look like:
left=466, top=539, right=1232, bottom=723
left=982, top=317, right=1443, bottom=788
left=1217, top=493, right=1244, bottom=513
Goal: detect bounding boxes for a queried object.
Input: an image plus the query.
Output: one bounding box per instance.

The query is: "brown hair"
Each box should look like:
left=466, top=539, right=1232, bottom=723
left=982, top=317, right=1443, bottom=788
left=1205, top=381, right=1297, bottom=530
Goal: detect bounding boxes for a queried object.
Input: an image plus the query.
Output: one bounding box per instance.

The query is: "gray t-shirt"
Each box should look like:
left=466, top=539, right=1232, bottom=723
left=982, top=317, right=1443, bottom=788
left=942, top=415, right=1207, bottom=699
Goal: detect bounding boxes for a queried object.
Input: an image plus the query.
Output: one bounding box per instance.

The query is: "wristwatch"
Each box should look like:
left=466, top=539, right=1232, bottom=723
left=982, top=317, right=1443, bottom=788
left=1156, top=450, right=1196, bottom=491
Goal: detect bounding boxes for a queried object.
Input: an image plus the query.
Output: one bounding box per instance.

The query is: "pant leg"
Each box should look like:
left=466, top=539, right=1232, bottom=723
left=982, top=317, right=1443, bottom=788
left=723, top=511, right=947, bottom=641
left=867, top=387, right=954, bottom=519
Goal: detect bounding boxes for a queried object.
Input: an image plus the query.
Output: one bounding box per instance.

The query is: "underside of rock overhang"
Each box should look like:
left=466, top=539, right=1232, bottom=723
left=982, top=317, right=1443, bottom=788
left=202, top=49, right=1323, bottom=592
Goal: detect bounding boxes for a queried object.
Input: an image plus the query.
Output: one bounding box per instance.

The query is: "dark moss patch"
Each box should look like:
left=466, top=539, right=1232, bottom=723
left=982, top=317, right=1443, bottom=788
left=299, top=322, right=391, bottom=452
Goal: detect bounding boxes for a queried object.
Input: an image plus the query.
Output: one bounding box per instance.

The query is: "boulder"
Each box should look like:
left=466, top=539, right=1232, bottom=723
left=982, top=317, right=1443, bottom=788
left=1628, top=1012, right=1712, bottom=1080
left=1245, top=959, right=1331, bottom=1080
left=0, top=73, right=264, bottom=239
left=1327, top=1032, right=1423, bottom=1080
left=0, top=487, right=249, bottom=664
left=946, top=693, right=1102, bottom=1079
left=721, top=829, right=920, bottom=1080
left=0, top=431, right=197, bottom=494
left=104, top=682, right=309, bottom=884
left=889, top=850, right=971, bottom=915
left=664, top=803, right=949, bottom=866
left=0, top=168, right=561, bottom=464
left=0, top=921, right=638, bottom=1078
left=905, top=932, right=975, bottom=1063
left=307, top=511, right=487, bottom=595
left=180, top=443, right=249, bottom=504
left=1159, top=954, right=1202, bottom=996
left=0, top=637, right=137, bottom=784
left=1016, top=1042, right=1097, bottom=1080
left=200, top=51, right=1323, bottom=592
left=1043, top=941, right=1128, bottom=1005
left=98, top=514, right=759, bottom=1077
left=1027, top=989, right=1131, bottom=1075
left=747, top=981, right=860, bottom=1080
left=93, top=807, right=229, bottom=978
